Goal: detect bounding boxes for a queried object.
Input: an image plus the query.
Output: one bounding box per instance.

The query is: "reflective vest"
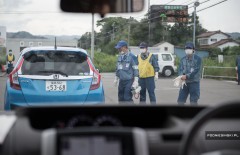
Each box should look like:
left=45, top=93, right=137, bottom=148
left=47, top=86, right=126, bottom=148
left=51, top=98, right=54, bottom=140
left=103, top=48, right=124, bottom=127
left=7, top=54, right=14, bottom=62
left=138, top=53, right=155, bottom=78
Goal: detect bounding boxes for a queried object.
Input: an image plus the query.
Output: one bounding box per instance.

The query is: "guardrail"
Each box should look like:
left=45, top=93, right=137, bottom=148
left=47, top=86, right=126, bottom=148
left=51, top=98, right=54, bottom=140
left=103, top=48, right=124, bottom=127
left=202, top=66, right=236, bottom=79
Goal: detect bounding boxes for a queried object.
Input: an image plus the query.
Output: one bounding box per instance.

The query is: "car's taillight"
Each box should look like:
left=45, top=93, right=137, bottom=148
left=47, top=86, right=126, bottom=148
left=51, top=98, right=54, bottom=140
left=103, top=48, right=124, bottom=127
left=9, top=58, right=23, bottom=90
left=87, top=58, right=101, bottom=90
left=90, top=71, right=101, bottom=90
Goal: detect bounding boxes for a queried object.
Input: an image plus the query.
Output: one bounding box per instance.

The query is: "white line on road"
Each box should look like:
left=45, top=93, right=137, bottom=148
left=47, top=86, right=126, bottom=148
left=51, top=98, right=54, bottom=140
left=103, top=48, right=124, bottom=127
left=155, top=87, right=179, bottom=91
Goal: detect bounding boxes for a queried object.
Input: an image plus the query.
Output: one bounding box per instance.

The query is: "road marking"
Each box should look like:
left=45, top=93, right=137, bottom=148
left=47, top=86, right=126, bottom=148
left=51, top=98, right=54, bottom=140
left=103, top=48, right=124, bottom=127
left=225, top=81, right=238, bottom=84
left=155, top=87, right=179, bottom=90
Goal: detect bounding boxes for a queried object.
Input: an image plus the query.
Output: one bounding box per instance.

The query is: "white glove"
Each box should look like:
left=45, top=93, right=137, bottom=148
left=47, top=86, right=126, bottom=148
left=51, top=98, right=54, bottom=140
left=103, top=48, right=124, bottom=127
left=181, top=80, right=187, bottom=89
left=236, top=67, right=238, bottom=71
left=154, top=72, right=158, bottom=81
left=132, top=77, right=139, bottom=89
left=173, top=76, right=182, bottom=87
left=113, top=76, right=119, bottom=87
left=173, top=75, right=187, bottom=89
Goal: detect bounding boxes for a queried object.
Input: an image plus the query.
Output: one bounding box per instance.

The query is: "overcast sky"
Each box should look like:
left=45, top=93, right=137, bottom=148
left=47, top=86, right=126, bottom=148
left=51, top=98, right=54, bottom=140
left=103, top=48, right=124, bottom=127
left=0, top=0, right=239, bottom=36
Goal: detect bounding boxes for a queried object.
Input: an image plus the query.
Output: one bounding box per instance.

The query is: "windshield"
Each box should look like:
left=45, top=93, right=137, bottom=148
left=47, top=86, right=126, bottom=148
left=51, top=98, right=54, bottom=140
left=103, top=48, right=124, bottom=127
left=0, top=0, right=240, bottom=109
left=21, top=50, right=90, bottom=76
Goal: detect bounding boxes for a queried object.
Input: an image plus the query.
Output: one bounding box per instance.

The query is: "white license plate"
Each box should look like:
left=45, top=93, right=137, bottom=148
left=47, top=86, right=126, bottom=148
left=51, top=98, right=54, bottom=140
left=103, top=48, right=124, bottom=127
left=46, top=81, right=67, bottom=91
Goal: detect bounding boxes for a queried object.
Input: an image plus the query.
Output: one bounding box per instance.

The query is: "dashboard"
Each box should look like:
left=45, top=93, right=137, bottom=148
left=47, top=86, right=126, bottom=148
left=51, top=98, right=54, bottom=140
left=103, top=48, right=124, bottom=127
left=1, top=104, right=240, bottom=155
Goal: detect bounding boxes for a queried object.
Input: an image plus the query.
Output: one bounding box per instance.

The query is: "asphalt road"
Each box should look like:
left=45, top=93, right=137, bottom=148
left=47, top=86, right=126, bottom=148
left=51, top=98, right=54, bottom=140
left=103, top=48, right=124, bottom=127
left=102, top=73, right=240, bottom=106
left=1, top=73, right=240, bottom=110
left=0, top=73, right=6, bottom=110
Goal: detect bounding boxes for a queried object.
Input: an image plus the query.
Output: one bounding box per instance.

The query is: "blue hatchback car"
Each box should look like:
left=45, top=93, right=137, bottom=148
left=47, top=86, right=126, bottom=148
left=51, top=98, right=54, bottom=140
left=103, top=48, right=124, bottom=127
left=4, top=46, right=105, bottom=110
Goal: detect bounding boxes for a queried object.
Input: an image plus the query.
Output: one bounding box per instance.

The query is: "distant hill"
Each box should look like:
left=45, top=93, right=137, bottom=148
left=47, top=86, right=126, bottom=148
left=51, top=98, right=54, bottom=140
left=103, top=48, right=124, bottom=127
left=7, top=31, right=47, bottom=39
left=42, top=35, right=80, bottom=41
left=7, top=31, right=81, bottom=40
left=227, top=32, right=240, bottom=40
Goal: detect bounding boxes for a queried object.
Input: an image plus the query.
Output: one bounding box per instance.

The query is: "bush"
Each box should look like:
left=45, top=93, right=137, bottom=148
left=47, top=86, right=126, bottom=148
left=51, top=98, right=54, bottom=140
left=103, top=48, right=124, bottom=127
left=0, top=47, right=6, bottom=65
left=207, top=47, right=222, bottom=58
left=0, top=57, right=6, bottom=65
left=93, top=52, right=116, bottom=72
left=202, top=56, right=236, bottom=79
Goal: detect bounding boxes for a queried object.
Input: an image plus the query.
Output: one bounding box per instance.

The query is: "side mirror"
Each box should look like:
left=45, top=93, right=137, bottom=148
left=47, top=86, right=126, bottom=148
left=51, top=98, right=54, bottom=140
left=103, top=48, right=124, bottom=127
left=60, top=0, right=144, bottom=17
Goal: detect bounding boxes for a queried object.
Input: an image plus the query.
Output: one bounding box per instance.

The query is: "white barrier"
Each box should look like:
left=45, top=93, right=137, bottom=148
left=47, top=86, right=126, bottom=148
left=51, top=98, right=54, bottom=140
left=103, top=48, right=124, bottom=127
left=202, top=66, right=236, bottom=79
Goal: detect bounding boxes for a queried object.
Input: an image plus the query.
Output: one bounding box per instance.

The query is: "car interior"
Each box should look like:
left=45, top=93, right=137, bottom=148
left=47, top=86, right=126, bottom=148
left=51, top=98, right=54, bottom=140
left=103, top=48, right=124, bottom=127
left=1, top=103, right=240, bottom=155
left=1, top=0, right=240, bottom=155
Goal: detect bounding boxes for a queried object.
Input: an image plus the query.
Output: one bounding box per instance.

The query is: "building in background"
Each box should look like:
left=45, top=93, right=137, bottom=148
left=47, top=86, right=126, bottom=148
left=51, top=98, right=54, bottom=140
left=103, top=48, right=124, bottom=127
left=129, top=41, right=174, bottom=56
left=197, top=30, right=240, bottom=51
left=153, top=41, right=174, bottom=54
left=6, top=37, right=78, bottom=65
left=0, top=26, right=6, bottom=47
left=0, top=26, right=7, bottom=71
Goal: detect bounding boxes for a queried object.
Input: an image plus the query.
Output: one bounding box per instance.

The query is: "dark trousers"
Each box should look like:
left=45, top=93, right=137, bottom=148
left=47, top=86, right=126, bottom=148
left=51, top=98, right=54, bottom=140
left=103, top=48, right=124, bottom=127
left=118, top=79, right=133, bottom=104
left=139, top=77, right=156, bottom=104
left=177, top=81, right=200, bottom=105
left=7, top=63, right=14, bottom=74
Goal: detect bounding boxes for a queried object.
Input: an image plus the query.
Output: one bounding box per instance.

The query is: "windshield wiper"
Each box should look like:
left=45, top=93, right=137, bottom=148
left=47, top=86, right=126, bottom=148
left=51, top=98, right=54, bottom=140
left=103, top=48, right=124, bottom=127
left=37, top=70, right=68, bottom=77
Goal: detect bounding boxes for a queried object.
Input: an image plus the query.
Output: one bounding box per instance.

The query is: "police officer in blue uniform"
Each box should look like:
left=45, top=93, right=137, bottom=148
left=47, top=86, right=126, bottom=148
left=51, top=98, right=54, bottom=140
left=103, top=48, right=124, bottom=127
left=177, top=42, right=202, bottom=105
left=114, top=40, right=139, bottom=103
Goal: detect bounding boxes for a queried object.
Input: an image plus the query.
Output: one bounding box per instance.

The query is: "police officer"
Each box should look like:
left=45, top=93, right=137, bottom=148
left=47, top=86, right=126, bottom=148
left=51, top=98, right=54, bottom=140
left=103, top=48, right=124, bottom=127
left=236, top=56, right=240, bottom=85
left=114, top=40, right=139, bottom=104
left=177, top=42, right=202, bottom=105
left=6, top=49, right=15, bottom=74
left=137, top=42, right=159, bottom=104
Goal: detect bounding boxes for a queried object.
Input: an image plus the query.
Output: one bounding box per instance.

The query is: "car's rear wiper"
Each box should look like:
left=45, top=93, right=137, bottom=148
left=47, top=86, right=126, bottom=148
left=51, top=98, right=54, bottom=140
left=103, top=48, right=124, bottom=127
left=37, top=70, right=68, bottom=77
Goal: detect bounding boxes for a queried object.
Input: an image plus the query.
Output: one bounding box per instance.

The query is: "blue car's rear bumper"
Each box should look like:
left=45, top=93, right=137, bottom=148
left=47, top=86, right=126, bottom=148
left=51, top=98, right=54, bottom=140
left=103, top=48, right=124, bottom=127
left=4, top=80, right=105, bottom=111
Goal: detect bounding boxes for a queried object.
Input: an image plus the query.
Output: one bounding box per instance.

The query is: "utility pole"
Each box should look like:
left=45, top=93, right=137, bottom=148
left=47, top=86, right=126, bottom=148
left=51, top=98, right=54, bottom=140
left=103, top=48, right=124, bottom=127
left=128, top=24, right=131, bottom=46
left=112, top=22, right=115, bottom=41
left=193, top=1, right=200, bottom=47
left=91, top=13, right=94, bottom=63
left=128, top=17, right=131, bottom=46
left=148, top=0, right=151, bottom=45
left=160, top=13, right=167, bottom=41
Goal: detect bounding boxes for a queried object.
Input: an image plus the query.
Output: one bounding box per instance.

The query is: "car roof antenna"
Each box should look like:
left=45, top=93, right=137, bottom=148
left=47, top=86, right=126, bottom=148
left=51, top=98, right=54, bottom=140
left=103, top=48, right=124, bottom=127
left=54, top=37, right=57, bottom=50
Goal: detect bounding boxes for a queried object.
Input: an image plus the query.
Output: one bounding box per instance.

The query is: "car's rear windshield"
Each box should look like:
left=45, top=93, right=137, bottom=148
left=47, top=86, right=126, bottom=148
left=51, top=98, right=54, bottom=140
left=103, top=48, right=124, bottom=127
left=21, top=50, right=90, bottom=76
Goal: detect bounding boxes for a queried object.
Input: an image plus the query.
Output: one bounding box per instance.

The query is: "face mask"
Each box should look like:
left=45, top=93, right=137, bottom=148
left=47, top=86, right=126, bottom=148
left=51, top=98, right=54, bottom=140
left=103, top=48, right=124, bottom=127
left=185, top=49, right=193, bottom=55
left=118, top=48, right=124, bottom=55
left=140, top=48, right=146, bottom=53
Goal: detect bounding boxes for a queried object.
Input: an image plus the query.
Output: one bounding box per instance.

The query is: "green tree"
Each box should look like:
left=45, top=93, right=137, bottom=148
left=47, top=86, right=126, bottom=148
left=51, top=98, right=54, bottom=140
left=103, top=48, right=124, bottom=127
left=96, top=17, right=130, bottom=54
left=78, top=32, right=91, bottom=49
left=207, top=47, right=222, bottom=58
left=169, top=15, right=207, bottom=47
left=222, top=46, right=240, bottom=55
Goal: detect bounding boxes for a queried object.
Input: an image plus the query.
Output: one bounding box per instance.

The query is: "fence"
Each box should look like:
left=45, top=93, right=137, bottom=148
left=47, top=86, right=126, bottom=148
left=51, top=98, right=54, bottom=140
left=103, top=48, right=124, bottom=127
left=202, top=66, right=237, bottom=80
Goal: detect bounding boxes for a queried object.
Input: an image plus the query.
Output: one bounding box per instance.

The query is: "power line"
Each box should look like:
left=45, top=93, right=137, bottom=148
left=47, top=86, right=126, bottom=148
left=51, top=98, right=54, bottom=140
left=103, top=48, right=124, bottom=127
left=165, top=0, right=176, bottom=5
left=85, top=0, right=226, bottom=41
left=197, top=0, right=227, bottom=12
left=181, top=0, right=194, bottom=5
left=136, top=0, right=220, bottom=23
left=186, top=1, right=196, bottom=6
left=189, top=0, right=211, bottom=9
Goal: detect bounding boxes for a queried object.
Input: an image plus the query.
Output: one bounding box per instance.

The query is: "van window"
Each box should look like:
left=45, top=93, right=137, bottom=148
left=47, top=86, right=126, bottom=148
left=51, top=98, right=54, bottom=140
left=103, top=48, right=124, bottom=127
left=162, top=54, right=172, bottom=61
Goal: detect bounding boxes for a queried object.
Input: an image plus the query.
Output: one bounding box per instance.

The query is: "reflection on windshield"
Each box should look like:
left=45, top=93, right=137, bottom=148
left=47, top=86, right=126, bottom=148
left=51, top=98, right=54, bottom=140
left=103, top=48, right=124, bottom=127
left=0, top=0, right=240, bottom=107
left=21, top=51, right=90, bottom=76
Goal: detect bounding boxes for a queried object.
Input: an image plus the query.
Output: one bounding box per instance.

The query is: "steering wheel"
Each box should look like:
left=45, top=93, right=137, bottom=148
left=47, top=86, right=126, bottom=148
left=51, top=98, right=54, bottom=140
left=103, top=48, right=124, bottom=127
left=180, top=102, right=240, bottom=155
